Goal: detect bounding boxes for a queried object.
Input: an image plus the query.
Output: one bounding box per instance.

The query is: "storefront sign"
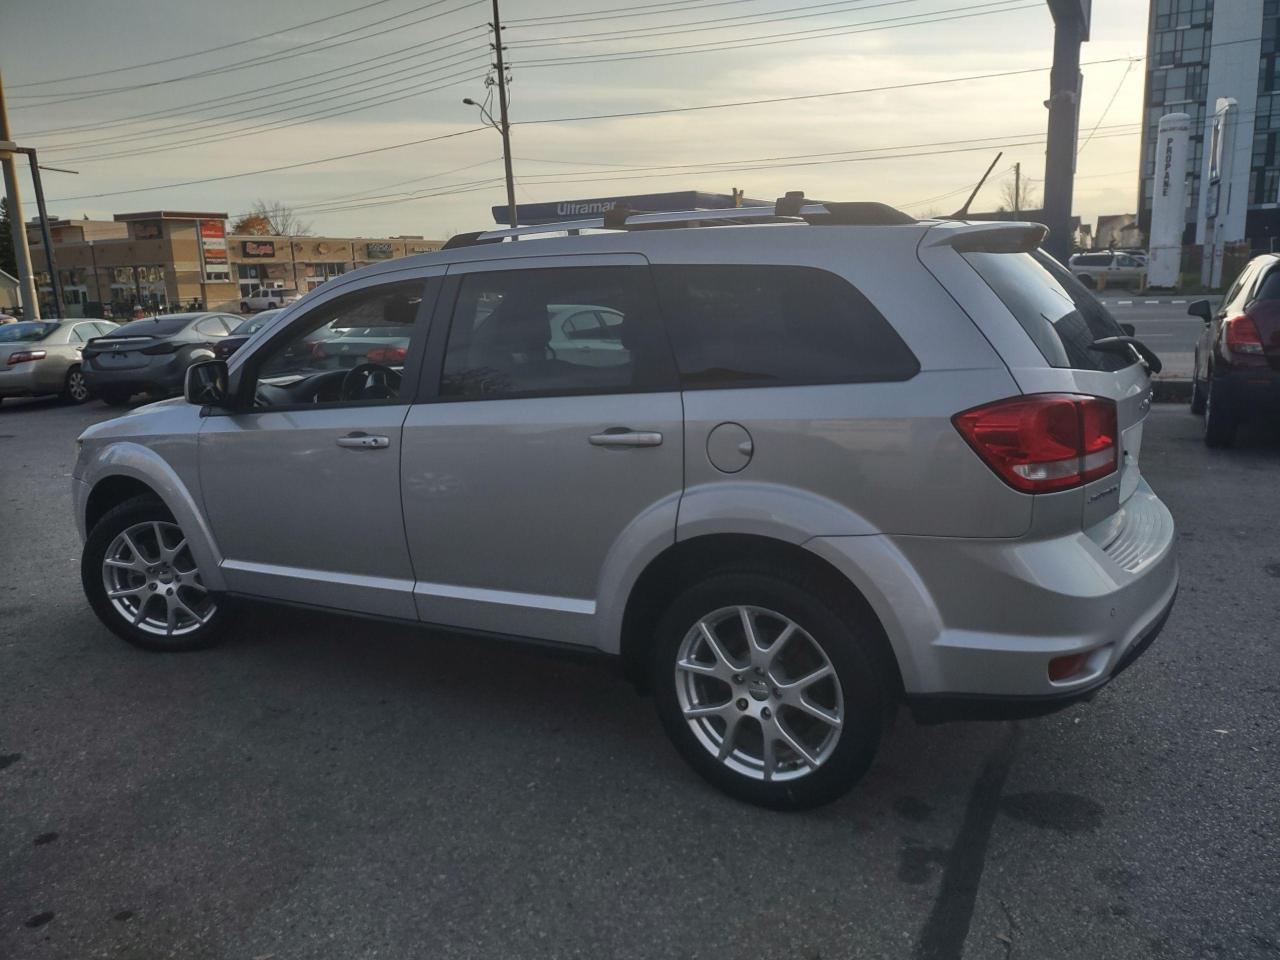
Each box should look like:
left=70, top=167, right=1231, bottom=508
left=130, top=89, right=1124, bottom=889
left=365, top=242, right=394, bottom=259
left=241, top=239, right=276, bottom=258
left=133, top=221, right=162, bottom=240
left=199, top=220, right=230, bottom=281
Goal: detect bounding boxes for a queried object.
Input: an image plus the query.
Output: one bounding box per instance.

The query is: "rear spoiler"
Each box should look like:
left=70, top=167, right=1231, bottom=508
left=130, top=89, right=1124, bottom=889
left=923, top=221, right=1048, bottom=253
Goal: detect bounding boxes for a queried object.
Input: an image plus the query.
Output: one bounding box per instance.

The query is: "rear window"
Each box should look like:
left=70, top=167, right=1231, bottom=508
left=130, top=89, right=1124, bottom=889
left=652, top=265, right=919, bottom=388
left=0, top=321, right=58, bottom=343
left=963, top=250, right=1134, bottom=373
left=109, top=317, right=192, bottom=337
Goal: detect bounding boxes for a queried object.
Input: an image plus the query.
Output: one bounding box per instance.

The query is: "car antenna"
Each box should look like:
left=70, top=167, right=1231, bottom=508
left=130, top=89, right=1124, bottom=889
left=950, top=152, right=1004, bottom=219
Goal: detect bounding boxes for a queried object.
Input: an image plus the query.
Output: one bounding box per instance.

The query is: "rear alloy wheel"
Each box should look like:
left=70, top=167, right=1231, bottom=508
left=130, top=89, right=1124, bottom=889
left=653, top=573, right=886, bottom=810
left=61, top=366, right=91, bottom=404
left=1203, top=378, right=1237, bottom=448
left=82, top=496, right=230, bottom=651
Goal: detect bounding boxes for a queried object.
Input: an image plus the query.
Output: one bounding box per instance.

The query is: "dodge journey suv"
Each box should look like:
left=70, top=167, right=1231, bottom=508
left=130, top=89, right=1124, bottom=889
left=73, top=199, right=1178, bottom=810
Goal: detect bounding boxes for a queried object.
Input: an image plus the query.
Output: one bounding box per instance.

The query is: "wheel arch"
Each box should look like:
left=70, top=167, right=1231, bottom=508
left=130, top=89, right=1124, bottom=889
left=79, top=443, right=226, bottom=592
left=618, top=533, right=904, bottom=699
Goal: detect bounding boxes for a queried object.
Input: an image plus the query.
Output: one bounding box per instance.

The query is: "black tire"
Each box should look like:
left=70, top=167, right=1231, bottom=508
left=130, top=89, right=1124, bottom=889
left=1190, top=371, right=1207, bottom=415
left=61, top=365, right=91, bottom=404
left=1079, top=274, right=1097, bottom=290
left=240, top=301, right=250, bottom=313
left=651, top=571, right=888, bottom=810
left=99, top=387, right=133, bottom=406
left=81, top=494, right=231, bottom=652
left=1203, top=377, right=1237, bottom=448
left=266, top=301, right=277, bottom=310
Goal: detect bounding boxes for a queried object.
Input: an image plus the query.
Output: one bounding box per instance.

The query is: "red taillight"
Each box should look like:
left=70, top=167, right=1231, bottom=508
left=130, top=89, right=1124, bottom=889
left=7, top=350, right=46, bottom=365
left=1224, top=314, right=1265, bottom=355
left=141, top=341, right=179, bottom=355
left=366, top=345, right=407, bottom=364
left=952, top=394, right=1118, bottom=493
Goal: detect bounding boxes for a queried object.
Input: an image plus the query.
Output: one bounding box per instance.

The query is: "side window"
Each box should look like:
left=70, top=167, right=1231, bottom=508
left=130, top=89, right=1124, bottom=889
left=70, top=325, right=90, bottom=343
left=1252, top=267, right=1280, bottom=303
left=93, top=322, right=117, bottom=336
left=440, top=267, right=666, bottom=399
left=652, top=264, right=918, bottom=388
left=250, top=280, right=425, bottom=408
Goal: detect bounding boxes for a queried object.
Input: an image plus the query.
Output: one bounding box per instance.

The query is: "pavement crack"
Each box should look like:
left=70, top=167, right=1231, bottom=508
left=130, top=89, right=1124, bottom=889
left=911, top=723, right=1022, bottom=960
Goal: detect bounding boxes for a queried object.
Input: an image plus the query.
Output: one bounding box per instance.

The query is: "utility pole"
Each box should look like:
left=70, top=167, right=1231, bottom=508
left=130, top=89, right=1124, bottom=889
left=0, top=71, right=40, bottom=319
left=491, top=0, right=517, bottom=229
left=15, top=147, right=63, bottom=319
left=1042, top=1, right=1090, bottom=264
left=1014, top=163, right=1021, bottom=217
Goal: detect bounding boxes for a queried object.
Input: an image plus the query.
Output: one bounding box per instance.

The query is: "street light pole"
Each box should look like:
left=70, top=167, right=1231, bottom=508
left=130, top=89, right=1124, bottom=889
left=491, top=0, right=517, bottom=229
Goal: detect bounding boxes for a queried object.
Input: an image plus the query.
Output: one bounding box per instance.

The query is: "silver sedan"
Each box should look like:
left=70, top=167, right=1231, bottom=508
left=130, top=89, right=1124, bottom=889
left=0, top=319, right=119, bottom=404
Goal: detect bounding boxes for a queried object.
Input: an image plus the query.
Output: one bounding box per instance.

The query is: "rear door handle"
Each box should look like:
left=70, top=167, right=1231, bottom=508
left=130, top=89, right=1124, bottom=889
left=588, top=430, right=663, bottom=448
left=336, top=433, right=390, bottom=449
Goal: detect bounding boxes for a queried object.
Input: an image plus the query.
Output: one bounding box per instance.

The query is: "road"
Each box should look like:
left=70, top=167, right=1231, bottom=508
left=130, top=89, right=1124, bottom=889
left=1098, top=295, right=1221, bottom=380
left=2, top=398, right=1277, bottom=960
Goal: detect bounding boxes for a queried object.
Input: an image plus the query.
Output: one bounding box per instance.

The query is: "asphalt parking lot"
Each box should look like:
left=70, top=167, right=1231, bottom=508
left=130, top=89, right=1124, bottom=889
left=2, top=397, right=1278, bottom=960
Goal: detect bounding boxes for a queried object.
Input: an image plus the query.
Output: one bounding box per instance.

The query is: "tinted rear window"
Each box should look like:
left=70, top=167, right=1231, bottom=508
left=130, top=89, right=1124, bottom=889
left=0, top=321, right=58, bottom=342
left=652, top=265, right=919, bottom=387
left=109, top=317, right=192, bottom=337
left=963, top=250, right=1134, bottom=373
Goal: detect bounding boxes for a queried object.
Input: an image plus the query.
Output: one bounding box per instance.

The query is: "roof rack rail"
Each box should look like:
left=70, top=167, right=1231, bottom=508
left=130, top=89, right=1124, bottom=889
left=452, top=196, right=916, bottom=246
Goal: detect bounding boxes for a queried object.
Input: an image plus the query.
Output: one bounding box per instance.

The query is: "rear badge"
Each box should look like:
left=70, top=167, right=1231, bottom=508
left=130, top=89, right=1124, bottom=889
left=1088, top=484, right=1120, bottom=503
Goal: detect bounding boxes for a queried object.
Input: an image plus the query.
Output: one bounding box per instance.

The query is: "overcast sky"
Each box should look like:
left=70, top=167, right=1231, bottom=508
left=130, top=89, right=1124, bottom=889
left=1, top=0, right=1148, bottom=239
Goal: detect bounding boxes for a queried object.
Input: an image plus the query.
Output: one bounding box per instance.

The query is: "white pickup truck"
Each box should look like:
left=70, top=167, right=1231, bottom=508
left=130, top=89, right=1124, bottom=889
left=239, top=287, right=301, bottom=313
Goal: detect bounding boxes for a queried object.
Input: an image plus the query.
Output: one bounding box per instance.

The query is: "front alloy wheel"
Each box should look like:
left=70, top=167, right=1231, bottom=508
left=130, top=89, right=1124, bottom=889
left=82, top=495, right=230, bottom=651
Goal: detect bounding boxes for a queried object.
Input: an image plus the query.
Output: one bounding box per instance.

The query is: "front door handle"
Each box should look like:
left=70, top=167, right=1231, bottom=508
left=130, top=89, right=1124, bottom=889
left=588, top=430, right=663, bottom=448
left=336, top=433, right=390, bottom=449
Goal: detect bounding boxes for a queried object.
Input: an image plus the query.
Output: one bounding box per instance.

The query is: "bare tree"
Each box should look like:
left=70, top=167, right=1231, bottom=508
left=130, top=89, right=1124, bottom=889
left=997, top=174, right=1039, bottom=214
left=231, top=199, right=312, bottom=237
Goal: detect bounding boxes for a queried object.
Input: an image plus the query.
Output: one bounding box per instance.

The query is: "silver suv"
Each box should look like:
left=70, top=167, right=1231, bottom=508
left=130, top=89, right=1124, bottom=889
left=73, top=200, right=1178, bottom=809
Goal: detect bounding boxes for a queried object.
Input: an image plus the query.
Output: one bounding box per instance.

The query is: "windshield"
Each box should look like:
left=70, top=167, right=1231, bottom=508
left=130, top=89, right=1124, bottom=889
left=0, top=321, right=58, bottom=343
left=962, top=249, right=1134, bottom=373
left=108, top=316, right=193, bottom=337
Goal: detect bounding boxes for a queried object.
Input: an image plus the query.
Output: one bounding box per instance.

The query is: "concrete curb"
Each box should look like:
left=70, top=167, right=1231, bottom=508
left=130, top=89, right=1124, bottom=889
left=1152, top=379, right=1192, bottom=404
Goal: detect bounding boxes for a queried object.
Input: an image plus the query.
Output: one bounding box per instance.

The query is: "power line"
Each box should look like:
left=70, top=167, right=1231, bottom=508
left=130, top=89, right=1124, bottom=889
left=23, top=27, right=488, bottom=140
left=508, top=0, right=948, bottom=48
left=10, top=0, right=406, bottom=89
left=48, top=127, right=489, bottom=203
left=513, top=1, right=1040, bottom=66
left=10, top=0, right=485, bottom=108
left=1079, top=59, right=1136, bottom=155
left=54, top=69, right=489, bottom=165
left=508, top=0, right=768, bottom=26
left=38, top=46, right=489, bottom=155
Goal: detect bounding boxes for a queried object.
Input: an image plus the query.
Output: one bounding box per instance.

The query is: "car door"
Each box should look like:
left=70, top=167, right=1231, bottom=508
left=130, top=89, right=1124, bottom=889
left=198, top=270, right=441, bottom=619
left=400, top=255, right=682, bottom=646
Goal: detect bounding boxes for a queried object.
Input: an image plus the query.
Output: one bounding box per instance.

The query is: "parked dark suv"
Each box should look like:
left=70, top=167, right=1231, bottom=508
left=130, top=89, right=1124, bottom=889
left=1190, top=254, right=1280, bottom=446
left=82, top=312, right=241, bottom=405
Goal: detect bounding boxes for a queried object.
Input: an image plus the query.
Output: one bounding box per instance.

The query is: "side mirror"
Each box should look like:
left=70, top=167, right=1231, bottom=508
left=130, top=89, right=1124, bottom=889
left=1120, top=323, right=1136, bottom=337
left=1187, top=299, right=1213, bottom=323
left=184, top=359, right=230, bottom=407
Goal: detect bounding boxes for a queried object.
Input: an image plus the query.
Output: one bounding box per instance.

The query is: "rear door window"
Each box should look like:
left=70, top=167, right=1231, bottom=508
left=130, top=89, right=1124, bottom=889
left=962, top=250, right=1134, bottom=372
left=651, top=264, right=918, bottom=388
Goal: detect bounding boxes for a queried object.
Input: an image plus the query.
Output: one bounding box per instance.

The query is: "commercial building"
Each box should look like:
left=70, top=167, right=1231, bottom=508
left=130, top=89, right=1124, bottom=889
left=26, top=211, right=443, bottom=317
left=1138, top=0, right=1280, bottom=248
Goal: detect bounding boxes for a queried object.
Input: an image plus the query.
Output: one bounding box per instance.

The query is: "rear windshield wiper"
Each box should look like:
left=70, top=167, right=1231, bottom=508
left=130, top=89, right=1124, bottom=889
left=1089, top=336, right=1162, bottom=375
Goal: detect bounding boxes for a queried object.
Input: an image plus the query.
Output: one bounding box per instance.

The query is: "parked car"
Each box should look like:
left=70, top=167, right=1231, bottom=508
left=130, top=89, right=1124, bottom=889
left=81, top=312, right=241, bottom=406
left=1068, top=251, right=1147, bottom=290
left=72, top=202, right=1177, bottom=810
left=214, top=309, right=283, bottom=359
left=1189, top=253, right=1280, bottom=446
left=0, top=319, right=119, bottom=405
left=239, top=287, right=300, bottom=313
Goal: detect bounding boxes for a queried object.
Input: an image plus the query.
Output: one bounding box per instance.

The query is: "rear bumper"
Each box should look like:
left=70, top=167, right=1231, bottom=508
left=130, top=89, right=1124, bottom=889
left=1214, top=368, right=1280, bottom=419
left=82, top=357, right=185, bottom=394
left=809, top=477, right=1178, bottom=707
left=0, top=361, right=63, bottom=397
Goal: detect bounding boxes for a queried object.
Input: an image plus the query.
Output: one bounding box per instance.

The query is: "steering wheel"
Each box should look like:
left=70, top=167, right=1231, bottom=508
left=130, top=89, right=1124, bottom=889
left=340, top=362, right=401, bottom=401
